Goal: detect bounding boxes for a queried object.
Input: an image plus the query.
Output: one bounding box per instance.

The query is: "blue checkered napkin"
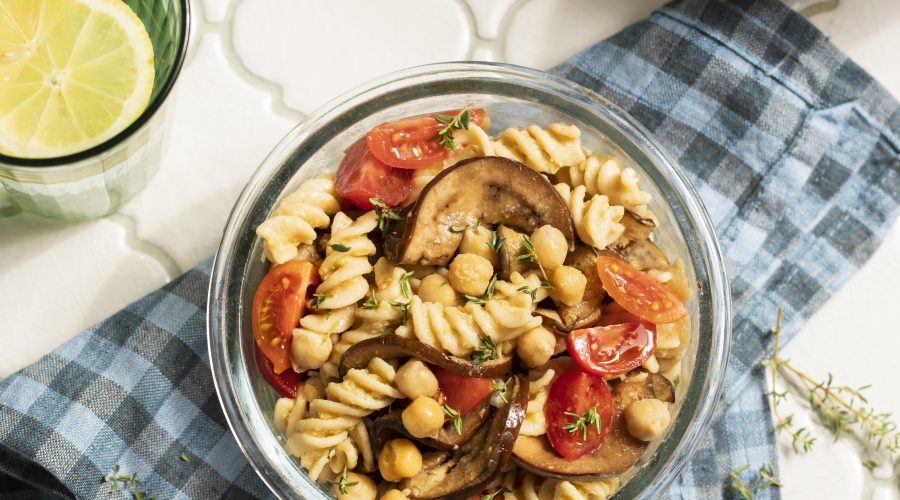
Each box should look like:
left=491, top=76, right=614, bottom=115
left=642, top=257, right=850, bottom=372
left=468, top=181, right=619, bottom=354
left=0, top=261, right=271, bottom=499
left=554, top=0, right=899, bottom=497
left=2, top=0, right=899, bottom=498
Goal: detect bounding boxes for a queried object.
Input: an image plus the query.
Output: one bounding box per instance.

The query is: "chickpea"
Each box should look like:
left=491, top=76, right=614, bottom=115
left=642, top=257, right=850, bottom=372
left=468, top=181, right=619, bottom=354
left=290, top=328, right=332, bottom=370
left=381, top=490, right=409, bottom=500
left=378, top=438, right=423, bottom=482
left=517, top=326, right=556, bottom=368
left=459, top=226, right=498, bottom=266
left=530, top=225, right=567, bottom=270
left=417, top=274, right=458, bottom=307
left=331, top=472, right=376, bottom=500
left=624, top=398, right=671, bottom=442
left=448, top=253, right=494, bottom=296
left=395, top=359, right=439, bottom=399
left=549, top=265, right=587, bottom=306
left=273, top=397, right=294, bottom=431
left=402, top=396, right=445, bottom=438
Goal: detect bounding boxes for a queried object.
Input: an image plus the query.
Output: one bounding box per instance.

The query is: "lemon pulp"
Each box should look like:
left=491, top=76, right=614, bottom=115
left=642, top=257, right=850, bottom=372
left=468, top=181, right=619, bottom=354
left=0, top=0, right=155, bottom=159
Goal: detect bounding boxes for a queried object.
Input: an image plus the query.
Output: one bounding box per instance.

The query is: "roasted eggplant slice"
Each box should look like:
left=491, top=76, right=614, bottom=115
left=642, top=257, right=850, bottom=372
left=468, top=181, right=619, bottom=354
left=384, top=157, right=576, bottom=266
left=613, top=210, right=655, bottom=247
left=375, top=401, right=491, bottom=451
left=538, top=244, right=606, bottom=333
left=617, top=239, right=669, bottom=271
left=339, top=334, right=512, bottom=379
left=512, top=371, right=674, bottom=481
left=400, top=375, right=529, bottom=499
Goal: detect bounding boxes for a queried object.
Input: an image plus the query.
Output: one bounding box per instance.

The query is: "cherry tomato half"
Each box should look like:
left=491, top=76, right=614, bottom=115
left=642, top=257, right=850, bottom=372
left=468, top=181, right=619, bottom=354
left=568, top=321, right=656, bottom=376
left=335, top=138, right=412, bottom=209
left=433, top=367, right=492, bottom=416
left=251, top=260, right=320, bottom=374
left=255, top=345, right=302, bottom=398
left=595, top=256, right=688, bottom=324
left=365, top=108, right=485, bottom=169
left=545, top=370, right=613, bottom=460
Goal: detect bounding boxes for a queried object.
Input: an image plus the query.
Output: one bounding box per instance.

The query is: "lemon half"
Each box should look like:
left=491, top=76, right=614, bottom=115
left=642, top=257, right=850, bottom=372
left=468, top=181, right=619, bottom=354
left=0, top=0, right=155, bottom=159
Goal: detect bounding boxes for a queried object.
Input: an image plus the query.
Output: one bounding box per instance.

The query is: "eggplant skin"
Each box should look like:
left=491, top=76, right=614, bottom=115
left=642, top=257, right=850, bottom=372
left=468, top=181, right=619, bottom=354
left=401, top=375, right=529, bottom=499
left=339, top=334, right=512, bottom=379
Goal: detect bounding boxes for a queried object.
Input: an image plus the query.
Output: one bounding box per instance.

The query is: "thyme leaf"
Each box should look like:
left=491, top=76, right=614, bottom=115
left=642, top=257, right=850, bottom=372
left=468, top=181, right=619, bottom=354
left=431, top=105, right=472, bottom=151
left=370, top=197, right=402, bottom=232
left=562, top=407, right=602, bottom=442
left=442, top=404, right=463, bottom=435
left=471, top=336, right=499, bottom=365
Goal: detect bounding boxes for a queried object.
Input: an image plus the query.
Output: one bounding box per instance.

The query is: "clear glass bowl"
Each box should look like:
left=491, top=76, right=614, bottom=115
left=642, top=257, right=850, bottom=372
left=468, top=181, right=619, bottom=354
left=0, top=0, right=190, bottom=220
left=207, top=62, right=731, bottom=499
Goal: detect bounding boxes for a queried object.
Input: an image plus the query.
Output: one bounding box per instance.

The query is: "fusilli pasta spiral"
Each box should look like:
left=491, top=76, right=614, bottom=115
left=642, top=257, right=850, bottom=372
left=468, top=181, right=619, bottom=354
left=396, top=289, right=541, bottom=358
left=313, top=211, right=378, bottom=310
left=319, top=258, right=411, bottom=380
left=568, top=154, right=653, bottom=217
left=503, top=471, right=619, bottom=500
left=256, top=175, right=341, bottom=264
left=491, top=123, right=587, bottom=175
left=519, top=368, right=555, bottom=437
left=287, top=357, right=402, bottom=480
left=554, top=183, right=625, bottom=249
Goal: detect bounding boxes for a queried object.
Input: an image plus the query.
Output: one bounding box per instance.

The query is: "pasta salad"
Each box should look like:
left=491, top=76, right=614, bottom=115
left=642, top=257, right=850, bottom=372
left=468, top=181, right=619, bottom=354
left=251, top=106, right=692, bottom=500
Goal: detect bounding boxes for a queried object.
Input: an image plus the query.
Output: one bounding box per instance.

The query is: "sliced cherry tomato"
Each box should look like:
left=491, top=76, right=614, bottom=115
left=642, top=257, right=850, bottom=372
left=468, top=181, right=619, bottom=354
left=335, top=138, right=412, bottom=209
left=568, top=321, right=656, bottom=376
left=365, top=108, right=485, bottom=169
left=595, top=256, right=688, bottom=324
left=545, top=370, right=613, bottom=460
left=251, top=260, right=320, bottom=374
left=255, top=345, right=302, bottom=398
left=433, top=367, right=492, bottom=416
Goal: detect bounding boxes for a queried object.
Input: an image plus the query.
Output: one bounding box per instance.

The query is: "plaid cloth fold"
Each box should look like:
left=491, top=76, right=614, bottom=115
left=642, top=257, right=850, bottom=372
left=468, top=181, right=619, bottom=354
left=2, top=0, right=898, bottom=498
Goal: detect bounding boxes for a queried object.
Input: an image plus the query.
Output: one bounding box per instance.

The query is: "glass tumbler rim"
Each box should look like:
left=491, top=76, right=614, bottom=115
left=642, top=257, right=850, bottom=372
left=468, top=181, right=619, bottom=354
left=0, top=0, right=191, bottom=168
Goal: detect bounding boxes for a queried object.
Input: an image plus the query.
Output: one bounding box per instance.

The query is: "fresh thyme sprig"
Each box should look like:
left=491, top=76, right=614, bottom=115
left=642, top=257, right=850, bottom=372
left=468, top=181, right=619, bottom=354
left=329, top=243, right=350, bottom=252
left=481, top=486, right=512, bottom=500
left=762, top=307, right=816, bottom=454
left=727, top=464, right=781, bottom=500
left=517, top=235, right=549, bottom=281
left=399, top=271, right=414, bottom=299
left=431, top=105, right=472, bottom=151
left=764, top=307, right=900, bottom=464
left=461, top=294, right=486, bottom=305
left=103, top=465, right=155, bottom=499
left=370, top=197, right=402, bottom=232
left=563, top=407, right=602, bottom=442
left=491, top=379, right=508, bottom=404
left=361, top=290, right=379, bottom=310
left=517, top=285, right=538, bottom=301
left=311, top=292, right=328, bottom=310
left=484, top=274, right=497, bottom=299
left=471, top=336, right=499, bottom=365
left=328, top=469, right=359, bottom=495
left=389, top=300, right=409, bottom=324
left=487, top=229, right=505, bottom=253
left=443, top=404, right=463, bottom=435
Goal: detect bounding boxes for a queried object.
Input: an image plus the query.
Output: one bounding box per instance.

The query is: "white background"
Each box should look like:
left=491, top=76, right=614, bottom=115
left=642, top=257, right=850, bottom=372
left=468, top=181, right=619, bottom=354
left=1, top=0, right=898, bottom=497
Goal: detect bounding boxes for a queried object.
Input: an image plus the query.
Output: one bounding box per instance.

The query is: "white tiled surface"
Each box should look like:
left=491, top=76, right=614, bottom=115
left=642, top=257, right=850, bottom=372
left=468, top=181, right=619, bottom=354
left=1, top=0, right=898, bottom=497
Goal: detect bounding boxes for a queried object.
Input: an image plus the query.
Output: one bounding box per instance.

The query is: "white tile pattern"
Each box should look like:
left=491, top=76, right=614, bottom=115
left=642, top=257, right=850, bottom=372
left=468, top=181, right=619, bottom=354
left=0, top=0, right=898, bottom=497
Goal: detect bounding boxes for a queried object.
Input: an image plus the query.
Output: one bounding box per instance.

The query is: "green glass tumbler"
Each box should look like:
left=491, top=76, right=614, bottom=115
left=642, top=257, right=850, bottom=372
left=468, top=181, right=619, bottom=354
left=0, top=0, right=190, bottom=220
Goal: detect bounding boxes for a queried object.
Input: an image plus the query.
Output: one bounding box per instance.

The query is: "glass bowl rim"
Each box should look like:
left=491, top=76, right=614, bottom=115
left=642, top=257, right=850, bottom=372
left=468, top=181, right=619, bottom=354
left=207, top=61, right=732, bottom=499
left=0, top=0, right=192, bottom=168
